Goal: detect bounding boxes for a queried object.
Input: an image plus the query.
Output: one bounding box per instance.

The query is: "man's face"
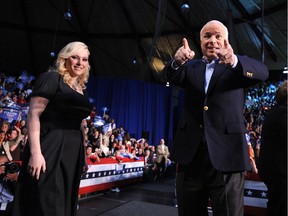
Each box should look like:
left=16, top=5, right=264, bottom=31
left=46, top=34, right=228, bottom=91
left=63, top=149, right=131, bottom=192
left=200, top=21, right=227, bottom=61
left=8, top=130, right=18, bottom=140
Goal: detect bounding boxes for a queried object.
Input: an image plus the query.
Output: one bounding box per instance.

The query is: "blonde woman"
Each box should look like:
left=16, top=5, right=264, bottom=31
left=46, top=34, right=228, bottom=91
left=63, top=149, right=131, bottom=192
left=13, top=41, right=92, bottom=216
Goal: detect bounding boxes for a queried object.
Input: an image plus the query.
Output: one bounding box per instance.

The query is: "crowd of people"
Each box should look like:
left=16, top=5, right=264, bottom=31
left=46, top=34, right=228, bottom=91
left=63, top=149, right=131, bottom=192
left=0, top=72, right=284, bottom=167
left=0, top=59, right=285, bottom=215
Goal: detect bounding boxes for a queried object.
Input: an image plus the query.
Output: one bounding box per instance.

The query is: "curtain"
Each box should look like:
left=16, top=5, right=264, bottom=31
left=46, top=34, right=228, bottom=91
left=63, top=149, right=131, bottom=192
left=86, top=76, right=174, bottom=148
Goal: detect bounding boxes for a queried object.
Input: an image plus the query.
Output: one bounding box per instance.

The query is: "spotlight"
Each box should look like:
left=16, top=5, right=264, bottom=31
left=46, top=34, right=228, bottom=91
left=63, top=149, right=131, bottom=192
left=50, top=51, right=55, bottom=57
left=132, top=57, right=137, bottom=65
left=181, top=4, right=190, bottom=13
left=64, top=9, right=72, bottom=20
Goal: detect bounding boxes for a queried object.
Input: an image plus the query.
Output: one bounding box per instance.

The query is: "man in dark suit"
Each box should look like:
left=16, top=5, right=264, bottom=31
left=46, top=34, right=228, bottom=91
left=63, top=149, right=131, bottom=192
left=258, top=80, right=287, bottom=216
left=162, top=20, right=269, bottom=216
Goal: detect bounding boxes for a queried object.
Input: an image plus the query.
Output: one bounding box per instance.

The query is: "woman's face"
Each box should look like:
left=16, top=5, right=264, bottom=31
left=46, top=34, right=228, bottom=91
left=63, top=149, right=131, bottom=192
left=86, top=147, right=92, bottom=155
left=65, top=48, right=89, bottom=78
left=1, top=124, right=9, bottom=132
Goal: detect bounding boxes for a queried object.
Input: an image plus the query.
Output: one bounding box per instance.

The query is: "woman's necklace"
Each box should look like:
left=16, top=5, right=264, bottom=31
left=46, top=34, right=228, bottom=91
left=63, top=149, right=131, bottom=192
left=71, top=82, right=83, bottom=93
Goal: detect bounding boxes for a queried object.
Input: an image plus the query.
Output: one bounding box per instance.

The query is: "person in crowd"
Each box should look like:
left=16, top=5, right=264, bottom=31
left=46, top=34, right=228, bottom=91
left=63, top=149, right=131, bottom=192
left=118, top=144, right=139, bottom=160
left=254, top=135, right=261, bottom=158
left=19, top=127, right=28, bottom=160
left=125, top=140, right=132, bottom=153
left=258, top=80, right=287, bottom=216
left=109, top=133, right=115, bottom=149
left=88, top=106, right=97, bottom=123
left=2, top=126, right=23, bottom=161
left=85, top=145, right=100, bottom=164
left=143, top=140, right=149, bottom=151
left=161, top=20, right=269, bottom=215
left=143, top=149, right=156, bottom=182
left=112, top=150, right=123, bottom=163
left=11, top=95, right=18, bottom=104
left=12, top=41, right=92, bottom=216
left=149, top=145, right=156, bottom=160
left=0, top=131, right=12, bottom=162
left=130, top=148, right=137, bottom=158
left=0, top=89, right=5, bottom=100
left=16, top=93, right=26, bottom=105
left=89, top=129, right=101, bottom=152
left=245, top=133, right=258, bottom=174
left=0, top=154, right=19, bottom=216
left=117, top=126, right=125, bottom=141
left=136, top=147, right=144, bottom=157
left=155, top=139, right=170, bottom=181
left=99, top=137, right=110, bottom=158
left=0, top=122, right=10, bottom=136
left=110, top=118, right=116, bottom=130
left=18, top=120, right=26, bottom=130
left=109, top=140, right=119, bottom=156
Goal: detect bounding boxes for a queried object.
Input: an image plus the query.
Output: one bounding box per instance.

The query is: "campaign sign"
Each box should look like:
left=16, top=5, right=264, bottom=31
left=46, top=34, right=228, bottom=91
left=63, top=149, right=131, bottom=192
left=0, top=105, right=21, bottom=122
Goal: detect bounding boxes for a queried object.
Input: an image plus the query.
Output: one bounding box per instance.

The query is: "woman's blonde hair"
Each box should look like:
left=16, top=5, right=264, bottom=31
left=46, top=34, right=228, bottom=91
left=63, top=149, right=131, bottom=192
left=52, top=41, right=91, bottom=89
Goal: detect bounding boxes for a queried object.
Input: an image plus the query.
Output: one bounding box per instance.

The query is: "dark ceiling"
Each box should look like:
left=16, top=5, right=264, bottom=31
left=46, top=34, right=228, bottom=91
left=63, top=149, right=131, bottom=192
left=0, top=0, right=287, bottom=82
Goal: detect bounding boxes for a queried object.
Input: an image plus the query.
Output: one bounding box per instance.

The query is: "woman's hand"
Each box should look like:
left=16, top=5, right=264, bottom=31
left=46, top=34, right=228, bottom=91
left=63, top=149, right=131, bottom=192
left=27, top=153, right=46, bottom=180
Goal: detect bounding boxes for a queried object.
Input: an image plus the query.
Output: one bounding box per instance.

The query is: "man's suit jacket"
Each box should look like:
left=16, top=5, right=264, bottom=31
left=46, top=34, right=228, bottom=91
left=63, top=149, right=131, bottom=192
left=164, top=55, right=269, bottom=172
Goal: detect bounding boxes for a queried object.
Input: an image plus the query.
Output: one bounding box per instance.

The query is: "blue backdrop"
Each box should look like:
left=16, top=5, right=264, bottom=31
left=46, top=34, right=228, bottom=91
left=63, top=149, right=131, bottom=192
left=86, top=76, right=174, bottom=147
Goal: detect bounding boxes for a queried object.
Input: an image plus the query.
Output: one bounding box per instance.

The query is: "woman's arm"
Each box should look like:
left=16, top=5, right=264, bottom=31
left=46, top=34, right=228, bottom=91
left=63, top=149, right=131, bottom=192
left=27, top=96, right=49, bottom=180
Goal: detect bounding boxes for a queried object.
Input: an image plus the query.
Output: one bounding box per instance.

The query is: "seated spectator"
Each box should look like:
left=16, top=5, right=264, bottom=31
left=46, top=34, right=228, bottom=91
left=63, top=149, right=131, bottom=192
left=130, top=148, right=137, bottom=158
left=119, top=145, right=140, bottom=160
left=112, top=150, right=123, bottom=163
left=136, top=148, right=144, bottom=157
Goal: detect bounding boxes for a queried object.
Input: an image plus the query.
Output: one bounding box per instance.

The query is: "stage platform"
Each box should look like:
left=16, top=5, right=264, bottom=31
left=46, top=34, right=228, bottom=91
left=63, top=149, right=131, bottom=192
left=77, top=177, right=180, bottom=216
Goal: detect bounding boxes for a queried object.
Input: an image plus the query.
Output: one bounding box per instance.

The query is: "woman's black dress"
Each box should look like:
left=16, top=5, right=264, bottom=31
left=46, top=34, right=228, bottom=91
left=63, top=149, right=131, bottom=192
left=12, top=72, right=92, bottom=216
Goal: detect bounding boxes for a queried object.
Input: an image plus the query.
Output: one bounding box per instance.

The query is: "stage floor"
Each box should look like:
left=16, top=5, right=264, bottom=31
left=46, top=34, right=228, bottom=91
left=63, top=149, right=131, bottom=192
left=77, top=177, right=180, bottom=216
